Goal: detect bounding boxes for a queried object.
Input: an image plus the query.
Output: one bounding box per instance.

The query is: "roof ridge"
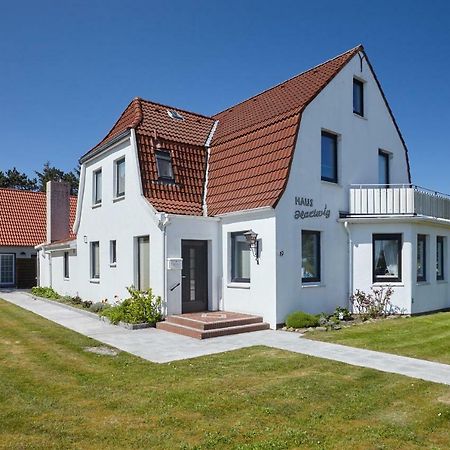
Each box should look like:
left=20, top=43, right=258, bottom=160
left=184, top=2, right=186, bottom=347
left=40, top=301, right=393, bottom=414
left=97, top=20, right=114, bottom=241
left=137, top=97, right=214, bottom=120
left=0, top=187, right=45, bottom=195
left=213, top=44, right=363, bottom=118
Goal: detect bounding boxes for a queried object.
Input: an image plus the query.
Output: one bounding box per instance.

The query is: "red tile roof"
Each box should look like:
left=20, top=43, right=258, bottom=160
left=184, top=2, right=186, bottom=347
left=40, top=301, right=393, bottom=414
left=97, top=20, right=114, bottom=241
left=0, top=188, right=77, bottom=247
left=206, top=46, right=362, bottom=215
left=85, top=45, right=410, bottom=216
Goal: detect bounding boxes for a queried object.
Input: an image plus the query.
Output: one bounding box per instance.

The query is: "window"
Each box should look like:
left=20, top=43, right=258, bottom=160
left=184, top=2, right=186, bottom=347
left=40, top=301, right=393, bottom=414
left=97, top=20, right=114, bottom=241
left=437, top=236, right=445, bottom=281
left=373, top=234, right=402, bottom=283
left=90, top=241, right=100, bottom=279
left=155, top=150, right=174, bottom=182
left=321, top=131, right=338, bottom=183
left=417, top=235, right=427, bottom=282
left=378, top=150, right=390, bottom=186
left=115, top=158, right=125, bottom=198
left=110, top=240, right=117, bottom=266
left=353, top=78, right=364, bottom=116
left=302, top=231, right=321, bottom=283
left=137, top=236, right=150, bottom=290
left=93, top=169, right=102, bottom=205
left=0, top=253, right=15, bottom=286
left=64, top=251, right=69, bottom=279
left=231, top=232, right=251, bottom=282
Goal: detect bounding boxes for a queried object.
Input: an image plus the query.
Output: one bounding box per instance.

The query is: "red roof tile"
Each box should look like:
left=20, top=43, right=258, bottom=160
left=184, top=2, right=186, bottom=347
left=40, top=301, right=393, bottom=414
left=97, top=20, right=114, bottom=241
left=206, top=46, right=362, bottom=215
left=0, top=189, right=77, bottom=247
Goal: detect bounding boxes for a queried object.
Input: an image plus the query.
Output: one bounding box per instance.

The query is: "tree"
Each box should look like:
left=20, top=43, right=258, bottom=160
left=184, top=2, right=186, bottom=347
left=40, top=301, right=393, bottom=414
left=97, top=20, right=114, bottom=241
left=0, top=167, right=37, bottom=190
left=35, top=161, right=79, bottom=195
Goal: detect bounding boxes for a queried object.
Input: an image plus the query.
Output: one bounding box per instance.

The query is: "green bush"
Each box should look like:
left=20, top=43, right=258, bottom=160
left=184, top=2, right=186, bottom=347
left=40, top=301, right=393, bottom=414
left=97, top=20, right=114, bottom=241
left=90, top=302, right=110, bottom=313
left=100, top=287, right=162, bottom=325
left=31, top=286, right=60, bottom=300
left=286, top=311, right=319, bottom=328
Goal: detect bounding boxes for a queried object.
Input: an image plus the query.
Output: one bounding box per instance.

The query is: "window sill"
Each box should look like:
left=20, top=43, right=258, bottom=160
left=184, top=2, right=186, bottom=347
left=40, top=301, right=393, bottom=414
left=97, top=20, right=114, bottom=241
left=64, top=277, right=70, bottom=281
left=302, top=282, right=325, bottom=288
left=353, top=112, right=367, bottom=121
left=373, top=282, right=404, bottom=287
left=90, top=278, right=100, bottom=284
left=227, top=282, right=250, bottom=289
left=437, top=279, right=447, bottom=284
left=92, top=203, right=102, bottom=209
left=416, top=281, right=430, bottom=286
left=113, top=195, right=125, bottom=203
left=110, top=263, right=117, bottom=268
left=321, top=179, right=341, bottom=188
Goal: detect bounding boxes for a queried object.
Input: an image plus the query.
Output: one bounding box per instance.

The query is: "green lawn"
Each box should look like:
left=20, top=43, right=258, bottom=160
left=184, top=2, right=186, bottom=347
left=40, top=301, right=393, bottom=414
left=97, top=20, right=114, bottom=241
left=308, top=312, right=450, bottom=365
left=2, top=300, right=450, bottom=450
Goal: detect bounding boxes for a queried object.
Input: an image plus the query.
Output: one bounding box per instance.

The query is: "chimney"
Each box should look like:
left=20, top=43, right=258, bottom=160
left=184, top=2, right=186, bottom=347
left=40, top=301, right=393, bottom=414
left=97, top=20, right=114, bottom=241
left=46, top=181, right=71, bottom=243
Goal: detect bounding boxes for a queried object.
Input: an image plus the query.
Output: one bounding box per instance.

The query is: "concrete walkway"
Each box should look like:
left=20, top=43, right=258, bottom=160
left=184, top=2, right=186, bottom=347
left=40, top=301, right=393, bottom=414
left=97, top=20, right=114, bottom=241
left=2, top=290, right=450, bottom=386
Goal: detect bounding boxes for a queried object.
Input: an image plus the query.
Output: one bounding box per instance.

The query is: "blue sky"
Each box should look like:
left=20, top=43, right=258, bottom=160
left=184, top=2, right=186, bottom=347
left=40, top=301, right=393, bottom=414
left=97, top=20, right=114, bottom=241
left=1, top=0, right=449, bottom=191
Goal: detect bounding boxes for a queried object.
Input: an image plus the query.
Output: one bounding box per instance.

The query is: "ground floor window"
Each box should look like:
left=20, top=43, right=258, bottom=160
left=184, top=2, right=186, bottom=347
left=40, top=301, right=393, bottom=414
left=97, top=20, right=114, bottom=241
left=231, top=232, right=251, bottom=282
left=64, top=251, right=69, bottom=279
left=437, top=236, right=445, bottom=281
left=110, top=240, right=117, bottom=266
left=137, top=236, right=150, bottom=290
left=417, top=234, right=427, bottom=282
left=373, top=234, right=402, bottom=282
left=90, top=242, right=100, bottom=279
left=302, top=230, right=321, bottom=283
left=0, top=253, right=15, bottom=285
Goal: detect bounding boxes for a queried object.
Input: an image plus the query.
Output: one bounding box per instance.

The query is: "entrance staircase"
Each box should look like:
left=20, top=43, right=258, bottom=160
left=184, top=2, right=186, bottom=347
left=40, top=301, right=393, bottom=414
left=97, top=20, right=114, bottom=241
left=156, top=311, right=270, bottom=339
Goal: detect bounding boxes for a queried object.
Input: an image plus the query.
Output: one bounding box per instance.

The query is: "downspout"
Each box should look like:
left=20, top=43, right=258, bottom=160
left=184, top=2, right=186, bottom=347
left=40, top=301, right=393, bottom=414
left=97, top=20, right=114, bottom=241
left=159, top=213, right=170, bottom=316
left=344, top=221, right=353, bottom=307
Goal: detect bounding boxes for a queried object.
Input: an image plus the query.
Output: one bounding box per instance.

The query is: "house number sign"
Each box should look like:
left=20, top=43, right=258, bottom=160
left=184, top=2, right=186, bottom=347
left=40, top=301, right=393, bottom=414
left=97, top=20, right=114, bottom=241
left=294, top=196, right=331, bottom=220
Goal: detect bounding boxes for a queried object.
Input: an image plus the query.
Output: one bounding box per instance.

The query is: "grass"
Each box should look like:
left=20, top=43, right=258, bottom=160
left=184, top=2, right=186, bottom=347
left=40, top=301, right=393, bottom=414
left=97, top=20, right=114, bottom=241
left=2, top=299, right=450, bottom=449
left=307, top=312, right=450, bottom=365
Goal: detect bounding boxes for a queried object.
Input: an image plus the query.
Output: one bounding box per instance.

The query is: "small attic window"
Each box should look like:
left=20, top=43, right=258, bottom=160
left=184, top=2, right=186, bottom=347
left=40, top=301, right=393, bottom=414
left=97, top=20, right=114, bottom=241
left=155, top=150, right=174, bottom=183
left=167, top=110, right=184, bottom=121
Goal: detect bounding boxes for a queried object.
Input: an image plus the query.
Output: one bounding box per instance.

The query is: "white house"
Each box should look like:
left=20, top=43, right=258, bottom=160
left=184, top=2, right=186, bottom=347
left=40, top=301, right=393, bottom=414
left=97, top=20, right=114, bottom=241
left=37, top=45, right=450, bottom=331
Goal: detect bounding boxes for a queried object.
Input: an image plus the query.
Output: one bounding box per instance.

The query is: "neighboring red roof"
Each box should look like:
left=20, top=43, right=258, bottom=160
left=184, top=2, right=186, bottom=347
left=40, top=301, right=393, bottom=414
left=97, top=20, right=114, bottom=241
left=205, top=46, right=362, bottom=215
left=0, top=188, right=77, bottom=247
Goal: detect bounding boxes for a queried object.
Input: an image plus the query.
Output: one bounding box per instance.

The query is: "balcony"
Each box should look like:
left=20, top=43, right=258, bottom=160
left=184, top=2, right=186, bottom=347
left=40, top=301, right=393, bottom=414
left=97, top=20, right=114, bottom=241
left=348, top=184, right=450, bottom=221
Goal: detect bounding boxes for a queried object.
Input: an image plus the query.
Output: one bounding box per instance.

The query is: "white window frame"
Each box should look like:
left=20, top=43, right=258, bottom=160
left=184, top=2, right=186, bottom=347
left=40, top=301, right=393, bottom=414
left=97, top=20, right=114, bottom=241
left=93, top=168, right=102, bottom=206
left=63, top=251, right=70, bottom=279
left=90, top=241, right=100, bottom=280
left=110, top=240, right=117, bottom=267
left=114, top=157, right=125, bottom=199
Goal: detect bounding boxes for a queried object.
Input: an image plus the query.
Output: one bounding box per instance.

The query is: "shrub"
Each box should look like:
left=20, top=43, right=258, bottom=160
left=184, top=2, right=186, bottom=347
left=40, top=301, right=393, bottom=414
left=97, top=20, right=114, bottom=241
left=100, top=287, right=162, bottom=325
left=286, top=311, right=320, bottom=328
left=90, top=302, right=110, bottom=313
left=350, top=286, right=398, bottom=319
left=332, top=306, right=352, bottom=321
left=31, top=286, right=60, bottom=300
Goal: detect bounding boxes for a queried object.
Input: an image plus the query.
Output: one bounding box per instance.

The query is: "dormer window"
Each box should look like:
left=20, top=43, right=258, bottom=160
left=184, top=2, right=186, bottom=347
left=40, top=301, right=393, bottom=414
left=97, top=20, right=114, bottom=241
left=353, top=78, right=364, bottom=116
left=155, top=150, right=174, bottom=182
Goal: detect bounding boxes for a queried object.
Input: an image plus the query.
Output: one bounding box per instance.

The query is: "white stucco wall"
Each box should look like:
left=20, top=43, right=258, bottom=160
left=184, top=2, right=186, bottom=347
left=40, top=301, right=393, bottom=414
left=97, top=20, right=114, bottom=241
left=275, top=53, right=410, bottom=324
left=220, top=208, right=278, bottom=328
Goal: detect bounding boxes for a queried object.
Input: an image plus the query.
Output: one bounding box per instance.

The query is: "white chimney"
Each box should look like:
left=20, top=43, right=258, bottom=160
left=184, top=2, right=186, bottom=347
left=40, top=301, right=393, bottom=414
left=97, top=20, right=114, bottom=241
left=46, top=181, right=70, bottom=243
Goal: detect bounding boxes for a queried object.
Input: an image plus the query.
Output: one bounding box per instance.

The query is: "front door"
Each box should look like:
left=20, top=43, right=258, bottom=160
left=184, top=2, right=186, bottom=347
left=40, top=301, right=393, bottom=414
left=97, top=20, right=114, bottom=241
left=181, top=240, right=208, bottom=313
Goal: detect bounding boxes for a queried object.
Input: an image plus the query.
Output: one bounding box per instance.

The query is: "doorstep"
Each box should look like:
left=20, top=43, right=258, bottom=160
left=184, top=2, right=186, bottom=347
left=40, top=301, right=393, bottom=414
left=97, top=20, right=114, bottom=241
left=156, top=311, right=270, bottom=339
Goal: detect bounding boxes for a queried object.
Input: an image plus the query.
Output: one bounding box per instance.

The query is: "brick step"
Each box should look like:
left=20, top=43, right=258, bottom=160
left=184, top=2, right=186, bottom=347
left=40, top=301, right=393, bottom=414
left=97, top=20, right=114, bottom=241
left=156, top=321, right=270, bottom=339
left=166, top=314, right=263, bottom=330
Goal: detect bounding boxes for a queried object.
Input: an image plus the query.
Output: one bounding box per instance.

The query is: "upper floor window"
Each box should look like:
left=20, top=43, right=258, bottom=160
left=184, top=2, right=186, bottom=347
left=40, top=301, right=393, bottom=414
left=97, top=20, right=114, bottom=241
left=417, top=234, right=427, bottom=282
left=93, top=168, right=102, bottom=205
left=231, top=232, right=251, bottom=283
left=321, top=131, right=338, bottom=183
left=373, top=234, right=402, bottom=283
left=437, top=236, right=445, bottom=281
left=353, top=78, right=364, bottom=116
left=378, top=150, right=390, bottom=186
left=302, top=230, right=321, bottom=283
left=155, top=150, right=174, bottom=182
left=115, top=158, right=125, bottom=198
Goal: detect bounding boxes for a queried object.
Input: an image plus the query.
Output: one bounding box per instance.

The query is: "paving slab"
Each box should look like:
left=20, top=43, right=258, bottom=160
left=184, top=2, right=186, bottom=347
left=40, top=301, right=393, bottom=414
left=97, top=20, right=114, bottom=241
left=2, top=290, right=450, bottom=386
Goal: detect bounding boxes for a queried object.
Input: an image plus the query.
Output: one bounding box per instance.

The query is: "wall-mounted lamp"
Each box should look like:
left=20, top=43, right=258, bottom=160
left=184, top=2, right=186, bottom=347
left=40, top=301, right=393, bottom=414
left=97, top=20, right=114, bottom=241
left=244, top=230, right=260, bottom=264
left=83, top=235, right=88, bottom=244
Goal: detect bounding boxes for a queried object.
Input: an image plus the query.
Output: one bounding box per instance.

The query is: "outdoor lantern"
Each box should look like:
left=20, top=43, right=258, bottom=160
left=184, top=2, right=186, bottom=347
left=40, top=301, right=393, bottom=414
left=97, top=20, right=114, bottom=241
left=243, top=230, right=260, bottom=264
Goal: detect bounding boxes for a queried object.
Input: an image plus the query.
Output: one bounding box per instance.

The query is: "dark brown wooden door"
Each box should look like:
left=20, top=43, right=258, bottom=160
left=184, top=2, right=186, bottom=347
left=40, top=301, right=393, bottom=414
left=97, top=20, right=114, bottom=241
left=181, top=240, right=208, bottom=313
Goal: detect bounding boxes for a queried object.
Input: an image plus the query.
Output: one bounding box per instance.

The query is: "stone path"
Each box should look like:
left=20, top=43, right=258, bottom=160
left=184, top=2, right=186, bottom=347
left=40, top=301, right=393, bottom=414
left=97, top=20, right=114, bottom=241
left=2, top=290, right=450, bottom=386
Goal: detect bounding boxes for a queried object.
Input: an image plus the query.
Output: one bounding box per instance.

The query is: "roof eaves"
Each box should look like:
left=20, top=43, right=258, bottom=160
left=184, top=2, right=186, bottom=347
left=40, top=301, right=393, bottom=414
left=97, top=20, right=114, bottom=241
left=79, top=129, right=131, bottom=164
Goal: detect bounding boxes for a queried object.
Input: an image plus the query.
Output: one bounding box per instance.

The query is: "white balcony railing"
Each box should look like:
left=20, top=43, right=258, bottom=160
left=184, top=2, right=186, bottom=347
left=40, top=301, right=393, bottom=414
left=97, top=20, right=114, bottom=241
left=349, top=184, right=450, bottom=221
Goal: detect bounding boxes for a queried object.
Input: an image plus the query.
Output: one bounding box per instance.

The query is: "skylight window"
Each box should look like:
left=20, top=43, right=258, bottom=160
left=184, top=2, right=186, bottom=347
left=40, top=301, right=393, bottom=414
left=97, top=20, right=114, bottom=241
left=167, top=110, right=184, bottom=121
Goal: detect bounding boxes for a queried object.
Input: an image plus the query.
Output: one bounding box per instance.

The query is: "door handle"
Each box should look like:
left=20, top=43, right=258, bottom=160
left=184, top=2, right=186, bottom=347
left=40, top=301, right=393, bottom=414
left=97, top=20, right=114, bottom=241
left=182, top=275, right=187, bottom=279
